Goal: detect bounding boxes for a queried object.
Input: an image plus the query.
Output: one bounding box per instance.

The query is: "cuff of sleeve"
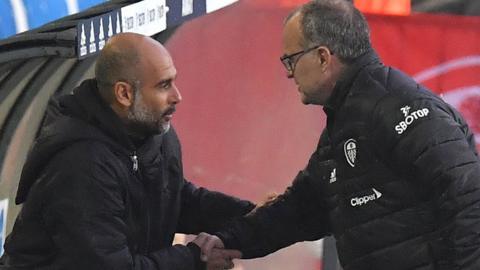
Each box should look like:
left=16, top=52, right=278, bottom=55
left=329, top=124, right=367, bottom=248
left=187, top=242, right=206, bottom=270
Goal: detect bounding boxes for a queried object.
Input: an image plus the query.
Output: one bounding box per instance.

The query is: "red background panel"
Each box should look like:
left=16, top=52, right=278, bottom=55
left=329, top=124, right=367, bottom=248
left=167, top=1, right=325, bottom=201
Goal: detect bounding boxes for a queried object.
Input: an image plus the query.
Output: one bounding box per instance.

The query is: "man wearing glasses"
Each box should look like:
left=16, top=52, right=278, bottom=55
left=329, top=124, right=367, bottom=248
left=196, top=0, right=480, bottom=269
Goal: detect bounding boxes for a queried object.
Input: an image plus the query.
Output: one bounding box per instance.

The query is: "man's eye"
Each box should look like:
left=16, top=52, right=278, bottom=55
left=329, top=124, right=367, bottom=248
left=161, top=81, right=172, bottom=89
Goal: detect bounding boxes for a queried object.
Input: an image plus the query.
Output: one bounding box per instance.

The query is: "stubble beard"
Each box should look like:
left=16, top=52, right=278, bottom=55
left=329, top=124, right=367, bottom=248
left=127, top=89, right=170, bottom=136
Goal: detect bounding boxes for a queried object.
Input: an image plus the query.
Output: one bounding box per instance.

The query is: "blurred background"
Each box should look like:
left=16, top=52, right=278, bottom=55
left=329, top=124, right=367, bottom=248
left=2, top=0, right=480, bottom=39
left=0, top=0, right=479, bottom=269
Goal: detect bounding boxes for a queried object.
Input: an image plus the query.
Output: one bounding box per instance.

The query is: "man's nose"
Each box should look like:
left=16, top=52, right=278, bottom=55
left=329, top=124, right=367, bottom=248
left=170, top=84, right=182, bottom=104
left=286, top=69, right=294, bottom=79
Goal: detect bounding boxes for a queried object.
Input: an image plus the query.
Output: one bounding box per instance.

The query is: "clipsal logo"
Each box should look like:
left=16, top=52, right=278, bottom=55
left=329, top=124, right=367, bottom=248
left=394, top=107, right=430, bottom=135
left=350, top=188, right=382, bottom=207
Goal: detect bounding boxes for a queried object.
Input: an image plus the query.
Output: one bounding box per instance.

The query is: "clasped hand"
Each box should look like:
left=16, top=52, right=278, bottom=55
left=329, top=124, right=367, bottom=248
left=191, top=232, right=242, bottom=270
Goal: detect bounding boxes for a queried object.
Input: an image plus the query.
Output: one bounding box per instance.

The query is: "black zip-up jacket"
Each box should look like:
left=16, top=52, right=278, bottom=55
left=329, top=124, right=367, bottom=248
left=0, top=79, right=254, bottom=270
left=216, top=51, right=480, bottom=270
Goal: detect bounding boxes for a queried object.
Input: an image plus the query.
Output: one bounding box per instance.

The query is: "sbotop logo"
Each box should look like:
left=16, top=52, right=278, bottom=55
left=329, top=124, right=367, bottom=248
left=395, top=107, right=430, bottom=135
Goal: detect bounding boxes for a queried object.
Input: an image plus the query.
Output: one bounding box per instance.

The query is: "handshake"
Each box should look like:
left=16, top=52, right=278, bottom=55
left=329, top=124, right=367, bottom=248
left=190, top=232, right=242, bottom=270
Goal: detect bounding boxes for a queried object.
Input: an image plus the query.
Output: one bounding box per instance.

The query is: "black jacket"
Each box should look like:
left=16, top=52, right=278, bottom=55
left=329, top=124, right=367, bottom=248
left=0, top=79, right=254, bottom=270
left=217, top=51, right=480, bottom=270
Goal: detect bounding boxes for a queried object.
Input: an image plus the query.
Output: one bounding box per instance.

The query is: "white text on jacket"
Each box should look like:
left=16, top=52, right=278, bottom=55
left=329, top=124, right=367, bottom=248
left=350, top=188, right=382, bottom=207
left=395, top=108, right=430, bottom=135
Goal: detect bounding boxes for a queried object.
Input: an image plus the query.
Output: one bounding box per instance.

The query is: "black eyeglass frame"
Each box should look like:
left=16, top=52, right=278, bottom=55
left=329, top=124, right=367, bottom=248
left=280, top=45, right=332, bottom=77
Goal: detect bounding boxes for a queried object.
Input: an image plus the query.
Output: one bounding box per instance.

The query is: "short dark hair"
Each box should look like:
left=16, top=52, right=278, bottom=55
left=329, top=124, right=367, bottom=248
left=291, top=0, right=371, bottom=63
left=95, top=46, right=141, bottom=102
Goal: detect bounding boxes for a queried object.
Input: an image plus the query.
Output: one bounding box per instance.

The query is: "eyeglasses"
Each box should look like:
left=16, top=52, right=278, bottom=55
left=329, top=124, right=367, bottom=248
left=280, top=45, right=332, bottom=78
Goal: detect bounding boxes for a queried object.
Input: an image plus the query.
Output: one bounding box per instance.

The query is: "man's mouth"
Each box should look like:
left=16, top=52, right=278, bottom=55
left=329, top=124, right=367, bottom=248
left=162, top=107, right=176, bottom=120
left=163, top=115, right=172, bottom=122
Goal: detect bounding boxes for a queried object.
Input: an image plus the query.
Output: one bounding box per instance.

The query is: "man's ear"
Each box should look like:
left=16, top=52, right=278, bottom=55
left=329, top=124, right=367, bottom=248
left=113, top=81, right=134, bottom=108
left=315, top=46, right=333, bottom=71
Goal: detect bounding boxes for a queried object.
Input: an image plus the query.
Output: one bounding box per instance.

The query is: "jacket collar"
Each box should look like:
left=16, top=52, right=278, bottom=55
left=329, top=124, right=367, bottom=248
left=65, top=79, right=137, bottom=152
left=323, top=49, right=381, bottom=113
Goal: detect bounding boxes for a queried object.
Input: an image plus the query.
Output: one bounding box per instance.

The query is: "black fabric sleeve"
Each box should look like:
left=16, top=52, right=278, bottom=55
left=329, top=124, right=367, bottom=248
left=176, top=182, right=255, bottom=234
left=186, top=243, right=206, bottom=270
left=371, top=96, right=480, bottom=269
left=40, top=142, right=203, bottom=270
left=215, top=150, right=334, bottom=259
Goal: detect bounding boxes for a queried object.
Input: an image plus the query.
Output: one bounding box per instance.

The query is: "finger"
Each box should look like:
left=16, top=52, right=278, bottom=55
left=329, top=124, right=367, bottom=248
left=191, top=232, right=210, bottom=248
left=202, top=236, right=224, bottom=260
left=216, top=248, right=242, bottom=259
left=225, top=259, right=235, bottom=269
left=205, top=259, right=226, bottom=270
left=191, top=233, right=212, bottom=261
left=206, top=258, right=234, bottom=270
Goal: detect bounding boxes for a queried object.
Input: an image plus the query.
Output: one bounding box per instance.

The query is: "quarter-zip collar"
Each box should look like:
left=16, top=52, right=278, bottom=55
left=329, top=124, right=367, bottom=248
left=69, top=79, right=137, bottom=153
left=66, top=79, right=145, bottom=172
left=323, top=49, right=382, bottom=114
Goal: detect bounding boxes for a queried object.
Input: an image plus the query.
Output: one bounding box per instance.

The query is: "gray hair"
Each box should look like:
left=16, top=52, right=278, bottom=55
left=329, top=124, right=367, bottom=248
left=290, top=0, right=371, bottom=63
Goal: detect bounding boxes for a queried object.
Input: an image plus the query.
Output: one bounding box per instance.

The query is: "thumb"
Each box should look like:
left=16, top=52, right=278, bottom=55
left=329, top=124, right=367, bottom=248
left=201, top=235, right=224, bottom=261
left=220, top=249, right=243, bottom=259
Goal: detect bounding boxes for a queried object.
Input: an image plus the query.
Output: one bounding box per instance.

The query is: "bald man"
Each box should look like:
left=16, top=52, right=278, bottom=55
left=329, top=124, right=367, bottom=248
left=0, top=33, right=253, bottom=270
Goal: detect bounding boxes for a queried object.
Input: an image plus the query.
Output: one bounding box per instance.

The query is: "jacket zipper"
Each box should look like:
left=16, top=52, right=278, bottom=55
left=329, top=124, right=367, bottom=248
left=130, top=151, right=138, bottom=172
left=130, top=151, right=151, bottom=253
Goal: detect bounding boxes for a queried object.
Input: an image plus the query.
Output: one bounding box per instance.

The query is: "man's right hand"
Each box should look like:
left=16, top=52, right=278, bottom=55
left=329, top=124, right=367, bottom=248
left=204, top=248, right=240, bottom=270
left=191, top=233, right=242, bottom=270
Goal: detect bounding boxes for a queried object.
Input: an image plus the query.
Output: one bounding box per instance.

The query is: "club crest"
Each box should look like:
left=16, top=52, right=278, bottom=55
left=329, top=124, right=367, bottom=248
left=344, top=139, right=357, bottom=167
